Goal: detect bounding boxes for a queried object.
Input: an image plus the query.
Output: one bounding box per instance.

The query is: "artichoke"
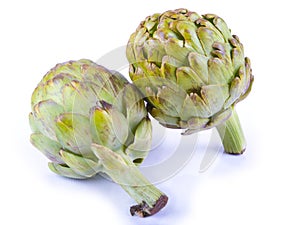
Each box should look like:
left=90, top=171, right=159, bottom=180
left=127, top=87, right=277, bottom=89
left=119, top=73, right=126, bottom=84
left=126, top=8, right=254, bottom=154
left=29, top=59, right=168, bottom=217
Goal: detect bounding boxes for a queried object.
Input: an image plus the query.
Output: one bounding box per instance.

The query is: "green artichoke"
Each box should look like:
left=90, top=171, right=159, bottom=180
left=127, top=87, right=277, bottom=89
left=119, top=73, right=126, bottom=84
left=29, top=59, right=168, bottom=217
left=126, top=8, right=254, bottom=154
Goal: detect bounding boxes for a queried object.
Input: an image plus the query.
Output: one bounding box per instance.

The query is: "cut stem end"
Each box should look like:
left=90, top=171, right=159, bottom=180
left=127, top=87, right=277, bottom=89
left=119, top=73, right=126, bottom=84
left=130, top=195, right=168, bottom=217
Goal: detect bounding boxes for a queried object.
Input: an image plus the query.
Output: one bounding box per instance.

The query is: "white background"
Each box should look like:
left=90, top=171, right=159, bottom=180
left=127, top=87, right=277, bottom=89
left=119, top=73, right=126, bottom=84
left=1, top=0, right=300, bottom=224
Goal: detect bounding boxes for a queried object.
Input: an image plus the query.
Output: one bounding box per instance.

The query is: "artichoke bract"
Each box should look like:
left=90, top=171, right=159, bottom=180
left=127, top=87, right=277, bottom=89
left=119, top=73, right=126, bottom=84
left=127, top=8, right=253, bottom=154
left=29, top=59, right=168, bottom=217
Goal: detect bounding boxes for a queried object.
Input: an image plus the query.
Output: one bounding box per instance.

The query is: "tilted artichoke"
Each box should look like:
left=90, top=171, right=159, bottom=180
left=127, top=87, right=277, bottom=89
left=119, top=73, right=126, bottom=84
left=29, top=59, right=168, bottom=217
left=127, top=8, right=254, bottom=154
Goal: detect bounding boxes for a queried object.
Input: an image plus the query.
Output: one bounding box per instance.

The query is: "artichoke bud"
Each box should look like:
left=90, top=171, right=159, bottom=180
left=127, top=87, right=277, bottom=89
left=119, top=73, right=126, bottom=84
left=29, top=59, right=168, bottom=216
left=30, top=59, right=151, bottom=174
left=127, top=9, right=254, bottom=154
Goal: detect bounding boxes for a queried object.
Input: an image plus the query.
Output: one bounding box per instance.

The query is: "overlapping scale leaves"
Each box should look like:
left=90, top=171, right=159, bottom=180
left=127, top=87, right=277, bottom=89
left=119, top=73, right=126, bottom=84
left=127, top=8, right=253, bottom=134
left=29, top=59, right=151, bottom=179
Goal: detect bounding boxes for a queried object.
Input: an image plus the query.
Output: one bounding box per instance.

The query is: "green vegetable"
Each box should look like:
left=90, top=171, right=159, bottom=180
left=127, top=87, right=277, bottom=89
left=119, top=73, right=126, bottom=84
left=29, top=59, right=168, bottom=217
left=126, top=8, right=253, bottom=154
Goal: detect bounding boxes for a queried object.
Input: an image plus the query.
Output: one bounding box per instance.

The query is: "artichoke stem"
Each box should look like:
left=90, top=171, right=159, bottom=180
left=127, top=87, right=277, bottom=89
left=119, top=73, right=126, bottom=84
left=216, top=108, right=246, bottom=155
left=102, top=155, right=168, bottom=217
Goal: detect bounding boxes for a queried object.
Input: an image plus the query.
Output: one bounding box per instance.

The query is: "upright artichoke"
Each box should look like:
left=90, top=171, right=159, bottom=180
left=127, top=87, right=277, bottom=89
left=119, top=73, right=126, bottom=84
left=127, top=8, right=253, bottom=154
left=29, top=59, right=168, bottom=217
